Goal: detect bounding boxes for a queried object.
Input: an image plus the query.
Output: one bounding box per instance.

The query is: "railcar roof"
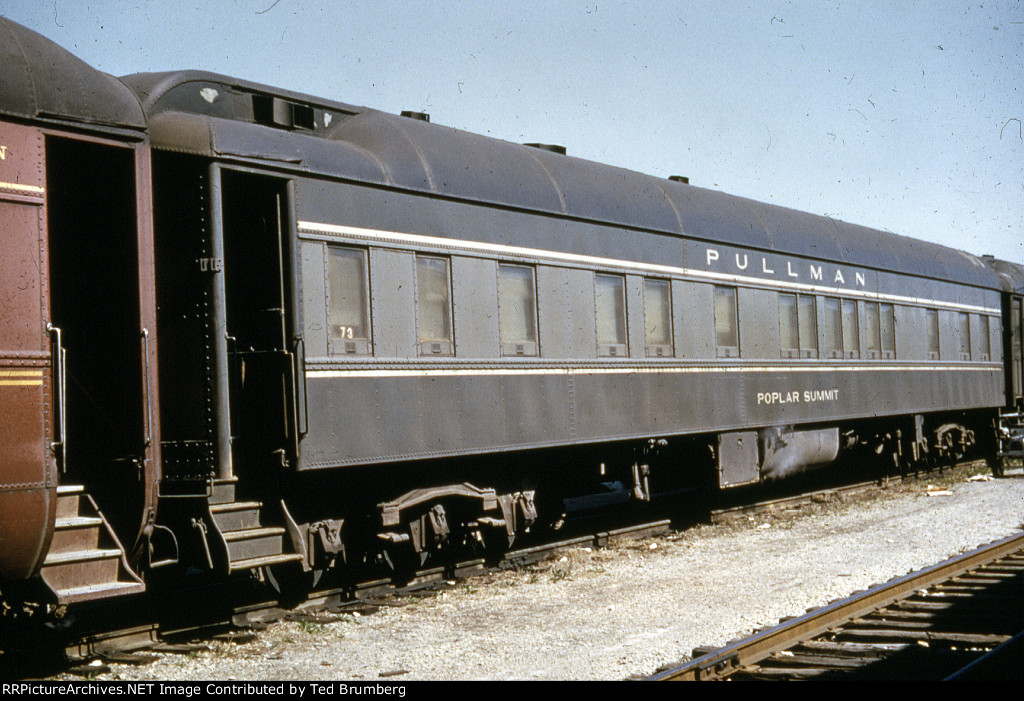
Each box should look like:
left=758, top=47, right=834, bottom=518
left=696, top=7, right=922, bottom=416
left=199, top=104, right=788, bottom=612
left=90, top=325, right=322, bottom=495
left=984, top=257, right=1024, bottom=293
left=0, top=18, right=144, bottom=131
left=123, top=69, right=999, bottom=290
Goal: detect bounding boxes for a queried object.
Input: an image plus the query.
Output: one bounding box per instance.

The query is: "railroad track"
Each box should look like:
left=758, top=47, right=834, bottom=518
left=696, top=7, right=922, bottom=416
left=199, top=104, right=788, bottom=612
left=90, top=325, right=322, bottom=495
left=150, top=467, right=973, bottom=633
left=650, top=531, right=1024, bottom=681
left=66, top=472, right=928, bottom=659
left=709, top=459, right=990, bottom=525
left=5, top=460, right=995, bottom=679
left=709, top=478, right=884, bottom=526
left=4, top=516, right=676, bottom=678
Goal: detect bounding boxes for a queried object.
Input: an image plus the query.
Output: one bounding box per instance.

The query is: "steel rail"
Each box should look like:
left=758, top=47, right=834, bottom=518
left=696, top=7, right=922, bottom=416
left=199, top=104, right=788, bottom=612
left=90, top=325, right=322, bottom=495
left=708, top=459, right=987, bottom=525
left=12, top=460, right=995, bottom=676
left=650, top=530, right=1024, bottom=680
left=40, top=516, right=674, bottom=667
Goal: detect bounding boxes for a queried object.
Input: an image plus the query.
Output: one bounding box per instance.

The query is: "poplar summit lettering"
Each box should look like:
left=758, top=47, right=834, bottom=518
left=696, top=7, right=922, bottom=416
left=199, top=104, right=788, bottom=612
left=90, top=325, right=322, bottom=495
left=757, top=388, right=841, bottom=405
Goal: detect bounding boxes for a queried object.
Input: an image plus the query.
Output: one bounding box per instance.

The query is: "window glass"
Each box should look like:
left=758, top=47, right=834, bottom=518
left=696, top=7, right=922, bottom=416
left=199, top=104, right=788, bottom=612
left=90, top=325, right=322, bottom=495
left=780, top=293, right=817, bottom=357
left=714, top=286, right=739, bottom=356
left=779, top=294, right=799, bottom=355
left=880, top=304, right=896, bottom=357
left=865, top=302, right=880, bottom=357
left=958, top=312, right=971, bottom=360
left=979, top=315, right=990, bottom=360
left=416, top=256, right=453, bottom=354
left=926, top=309, right=939, bottom=359
left=595, top=274, right=627, bottom=354
left=841, top=299, right=860, bottom=358
left=824, top=298, right=842, bottom=358
left=644, top=278, right=673, bottom=355
left=327, top=246, right=370, bottom=354
left=498, top=264, right=538, bottom=355
left=798, top=295, right=818, bottom=357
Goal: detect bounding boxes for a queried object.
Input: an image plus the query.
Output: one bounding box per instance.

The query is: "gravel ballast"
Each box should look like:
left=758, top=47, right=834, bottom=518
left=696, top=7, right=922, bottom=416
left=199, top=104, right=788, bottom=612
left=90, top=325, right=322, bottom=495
left=65, top=467, right=1024, bottom=681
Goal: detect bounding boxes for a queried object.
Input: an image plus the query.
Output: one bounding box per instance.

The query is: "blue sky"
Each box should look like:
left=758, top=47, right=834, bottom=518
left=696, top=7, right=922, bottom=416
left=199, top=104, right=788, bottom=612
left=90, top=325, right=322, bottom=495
left=3, top=1, right=1021, bottom=262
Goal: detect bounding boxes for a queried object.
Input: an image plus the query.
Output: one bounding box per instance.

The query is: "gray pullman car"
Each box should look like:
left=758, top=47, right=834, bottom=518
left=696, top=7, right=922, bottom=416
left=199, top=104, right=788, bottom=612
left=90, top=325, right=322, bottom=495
left=1, top=16, right=1020, bottom=606
left=127, top=70, right=1004, bottom=477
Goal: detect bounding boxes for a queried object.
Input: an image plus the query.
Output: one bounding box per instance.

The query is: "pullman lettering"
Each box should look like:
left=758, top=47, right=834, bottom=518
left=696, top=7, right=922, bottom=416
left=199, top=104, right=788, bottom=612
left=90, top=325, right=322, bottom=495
left=706, top=247, right=866, bottom=288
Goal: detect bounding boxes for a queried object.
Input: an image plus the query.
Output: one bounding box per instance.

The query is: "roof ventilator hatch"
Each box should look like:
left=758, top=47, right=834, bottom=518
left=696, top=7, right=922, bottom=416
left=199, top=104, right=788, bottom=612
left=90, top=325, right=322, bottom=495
left=524, top=143, right=567, bottom=155
left=252, top=94, right=314, bottom=130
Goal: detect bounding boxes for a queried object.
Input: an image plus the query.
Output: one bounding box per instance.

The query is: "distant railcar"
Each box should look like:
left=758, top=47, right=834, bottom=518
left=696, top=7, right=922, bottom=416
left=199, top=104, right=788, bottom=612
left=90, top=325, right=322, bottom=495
left=1, top=17, right=1021, bottom=609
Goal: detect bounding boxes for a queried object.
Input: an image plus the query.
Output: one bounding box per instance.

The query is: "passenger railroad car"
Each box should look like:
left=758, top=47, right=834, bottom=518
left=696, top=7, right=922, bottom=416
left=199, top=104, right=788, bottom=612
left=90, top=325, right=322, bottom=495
left=0, top=17, right=1020, bottom=608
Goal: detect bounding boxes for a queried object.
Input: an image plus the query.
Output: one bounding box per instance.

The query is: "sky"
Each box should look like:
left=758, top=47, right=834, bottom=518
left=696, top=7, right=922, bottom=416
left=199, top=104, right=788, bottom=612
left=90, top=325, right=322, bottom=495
left=2, top=1, right=1022, bottom=263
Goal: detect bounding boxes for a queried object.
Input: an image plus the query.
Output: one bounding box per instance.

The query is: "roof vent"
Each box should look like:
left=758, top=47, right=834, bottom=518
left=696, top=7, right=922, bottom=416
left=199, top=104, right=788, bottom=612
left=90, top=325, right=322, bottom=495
left=524, top=143, right=567, bottom=155
left=252, top=94, right=314, bottom=130
left=668, top=175, right=690, bottom=184
left=400, top=110, right=430, bottom=122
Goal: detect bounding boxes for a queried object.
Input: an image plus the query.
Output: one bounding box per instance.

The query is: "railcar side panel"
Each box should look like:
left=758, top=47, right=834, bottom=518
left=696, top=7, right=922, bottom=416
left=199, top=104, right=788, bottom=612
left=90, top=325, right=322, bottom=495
left=452, top=256, right=500, bottom=359
left=737, top=288, right=779, bottom=359
left=536, top=267, right=597, bottom=359
left=296, top=366, right=1002, bottom=469
left=290, top=176, right=1006, bottom=471
left=0, top=121, right=55, bottom=580
left=295, top=180, right=1000, bottom=318
left=300, top=372, right=578, bottom=467
left=151, top=154, right=220, bottom=484
left=1012, top=297, right=1023, bottom=404
left=300, top=241, right=329, bottom=357
left=369, top=248, right=419, bottom=358
left=672, top=281, right=716, bottom=359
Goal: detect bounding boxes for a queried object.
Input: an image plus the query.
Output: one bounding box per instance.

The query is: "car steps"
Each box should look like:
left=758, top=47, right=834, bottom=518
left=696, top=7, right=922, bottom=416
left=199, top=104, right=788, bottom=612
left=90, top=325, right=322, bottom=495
left=40, top=485, right=145, bottom=604
left=207, top=480, right=303, bottom=574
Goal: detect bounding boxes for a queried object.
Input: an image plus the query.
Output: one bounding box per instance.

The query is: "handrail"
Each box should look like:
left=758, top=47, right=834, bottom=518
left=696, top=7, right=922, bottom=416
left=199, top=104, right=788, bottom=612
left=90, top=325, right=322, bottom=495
left=46, top=322, right=67, bottom=471
left=141, top=328, right=153, bottom=449
left=294, top=334, right=308, bottom=440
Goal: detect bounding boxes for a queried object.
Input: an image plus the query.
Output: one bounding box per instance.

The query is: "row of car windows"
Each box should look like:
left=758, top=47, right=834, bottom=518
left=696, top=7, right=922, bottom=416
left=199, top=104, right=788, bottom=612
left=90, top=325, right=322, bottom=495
left=324, top=244, right=993, bottom=361
left=767, top=294, right=988, bottom=361
left=769, top=293, right=896, bottom=360
left=329, top=247, right=544, bottom=357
